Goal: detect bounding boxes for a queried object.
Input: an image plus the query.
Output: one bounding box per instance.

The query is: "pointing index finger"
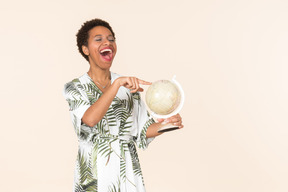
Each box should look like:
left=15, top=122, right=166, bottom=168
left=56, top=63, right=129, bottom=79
left=138, top=79, right=152, bottom=85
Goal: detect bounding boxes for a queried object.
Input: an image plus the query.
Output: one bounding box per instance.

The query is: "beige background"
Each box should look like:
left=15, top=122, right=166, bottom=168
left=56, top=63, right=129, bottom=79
left=1, top=0, right=287, bottom=191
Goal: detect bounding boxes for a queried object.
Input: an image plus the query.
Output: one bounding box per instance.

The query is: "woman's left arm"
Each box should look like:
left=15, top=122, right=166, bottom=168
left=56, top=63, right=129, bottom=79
left=146, top=114, right=184, bottom=138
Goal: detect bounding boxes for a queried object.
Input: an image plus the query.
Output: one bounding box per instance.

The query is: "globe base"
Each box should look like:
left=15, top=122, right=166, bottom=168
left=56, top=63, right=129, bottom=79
left=158, top=123, right=179, bottom=133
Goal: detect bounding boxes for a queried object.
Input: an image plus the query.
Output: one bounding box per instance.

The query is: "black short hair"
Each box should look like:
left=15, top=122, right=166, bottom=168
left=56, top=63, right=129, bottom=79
left=76, top=18, right=115, bottom=62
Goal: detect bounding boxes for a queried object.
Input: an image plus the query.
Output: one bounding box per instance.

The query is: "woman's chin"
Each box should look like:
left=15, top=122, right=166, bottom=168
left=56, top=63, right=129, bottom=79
left=99, top=61, right=113, bottom=70
left=89, top=57, right=114, bottom=69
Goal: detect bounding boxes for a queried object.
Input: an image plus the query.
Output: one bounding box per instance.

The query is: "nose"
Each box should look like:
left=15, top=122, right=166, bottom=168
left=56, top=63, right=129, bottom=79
left=103, top=38, right=111, bottom=46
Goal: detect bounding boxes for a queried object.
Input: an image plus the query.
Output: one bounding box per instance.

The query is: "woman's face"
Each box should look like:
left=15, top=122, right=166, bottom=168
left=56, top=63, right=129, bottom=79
left=83, top=26, right=117, bottom=70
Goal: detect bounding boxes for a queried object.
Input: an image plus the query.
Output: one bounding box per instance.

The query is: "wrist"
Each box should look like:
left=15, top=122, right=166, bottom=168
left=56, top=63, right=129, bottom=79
left=112, top=78, right=121, bottom=89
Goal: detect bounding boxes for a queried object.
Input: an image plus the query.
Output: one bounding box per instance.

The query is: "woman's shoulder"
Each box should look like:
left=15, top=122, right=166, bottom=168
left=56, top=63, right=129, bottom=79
left=63, top=73, right=88, bottom=97
left=63, top=80, right=80, bottom=99
left=64, top=73, right=88, bottom=87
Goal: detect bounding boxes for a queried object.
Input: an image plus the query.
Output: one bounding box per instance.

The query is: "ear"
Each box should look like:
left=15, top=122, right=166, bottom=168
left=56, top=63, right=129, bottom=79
left=82, top=45, right=89, bottom=56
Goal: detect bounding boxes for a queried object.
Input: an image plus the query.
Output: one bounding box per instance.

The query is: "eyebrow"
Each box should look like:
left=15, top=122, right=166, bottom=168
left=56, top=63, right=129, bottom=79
left=94, top=34, right=114, bottom=38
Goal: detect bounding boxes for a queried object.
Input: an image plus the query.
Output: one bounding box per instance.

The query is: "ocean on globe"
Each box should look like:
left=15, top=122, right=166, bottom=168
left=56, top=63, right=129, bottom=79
left=145, top=80, right=181, bottom=115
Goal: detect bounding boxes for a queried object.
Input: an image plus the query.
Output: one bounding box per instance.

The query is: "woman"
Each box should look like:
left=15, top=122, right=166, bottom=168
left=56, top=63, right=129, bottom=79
left=63, top=18, right=183, bottom=192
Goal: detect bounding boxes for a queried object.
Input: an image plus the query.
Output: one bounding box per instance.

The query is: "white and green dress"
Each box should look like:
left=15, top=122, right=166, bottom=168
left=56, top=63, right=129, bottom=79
left=63, top=72, right=155, bottom=192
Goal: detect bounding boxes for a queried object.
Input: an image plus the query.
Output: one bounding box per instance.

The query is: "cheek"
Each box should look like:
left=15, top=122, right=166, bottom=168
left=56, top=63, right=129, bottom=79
left=88, top=41, right=100, bottom=51
left=114, top=45, right=117, bottom=54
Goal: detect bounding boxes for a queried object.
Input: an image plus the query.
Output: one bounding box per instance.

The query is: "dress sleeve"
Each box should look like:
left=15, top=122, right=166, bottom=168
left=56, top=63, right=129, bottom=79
left=135, top=93, right=156, bottom=150
left=63, top=81, right=91, bottom=136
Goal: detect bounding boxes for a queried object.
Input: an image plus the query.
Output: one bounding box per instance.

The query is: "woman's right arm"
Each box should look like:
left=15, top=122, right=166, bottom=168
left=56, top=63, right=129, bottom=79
left=82, top=77, right=151, bottom=127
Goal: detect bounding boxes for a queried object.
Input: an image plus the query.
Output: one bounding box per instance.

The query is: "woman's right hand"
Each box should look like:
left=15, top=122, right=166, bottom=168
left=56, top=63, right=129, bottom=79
left=116, top=77, right=152, bottom=93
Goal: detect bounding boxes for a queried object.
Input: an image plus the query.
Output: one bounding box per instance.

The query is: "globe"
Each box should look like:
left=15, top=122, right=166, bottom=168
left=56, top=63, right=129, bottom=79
left=145, top=76, right=185, bottom=132
left=146, top=80, right=181, bottom=115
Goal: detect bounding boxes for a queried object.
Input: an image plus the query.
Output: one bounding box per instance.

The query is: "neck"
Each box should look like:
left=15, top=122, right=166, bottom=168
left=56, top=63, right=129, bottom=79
left=87, top=66, right=111, bottom=82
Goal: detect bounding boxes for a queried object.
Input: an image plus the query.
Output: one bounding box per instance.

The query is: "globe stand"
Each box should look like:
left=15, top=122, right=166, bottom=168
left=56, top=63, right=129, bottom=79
left=158, top=122, right=179, bottom=133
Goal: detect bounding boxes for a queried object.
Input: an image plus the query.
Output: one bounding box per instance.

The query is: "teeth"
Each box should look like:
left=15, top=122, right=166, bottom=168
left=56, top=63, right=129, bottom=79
left=100, top=49, right=112, bottom=53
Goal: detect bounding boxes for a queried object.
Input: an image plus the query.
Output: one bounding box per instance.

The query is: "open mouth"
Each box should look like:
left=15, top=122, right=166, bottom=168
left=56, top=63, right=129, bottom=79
left=100, top=48, right=113, bottom=61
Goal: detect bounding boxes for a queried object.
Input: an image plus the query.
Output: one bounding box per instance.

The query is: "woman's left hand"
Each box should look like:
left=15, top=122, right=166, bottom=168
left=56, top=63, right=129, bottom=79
left=157, top=113, right=184, bottom=129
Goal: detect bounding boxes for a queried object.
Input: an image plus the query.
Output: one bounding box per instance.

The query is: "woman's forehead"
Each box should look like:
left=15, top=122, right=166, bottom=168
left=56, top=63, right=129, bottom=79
left=89, top=26, right=113, bottom=37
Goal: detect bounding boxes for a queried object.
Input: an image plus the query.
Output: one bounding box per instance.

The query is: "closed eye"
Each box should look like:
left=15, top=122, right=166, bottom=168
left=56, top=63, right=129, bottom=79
left=108, top=37, right=115, bottom=42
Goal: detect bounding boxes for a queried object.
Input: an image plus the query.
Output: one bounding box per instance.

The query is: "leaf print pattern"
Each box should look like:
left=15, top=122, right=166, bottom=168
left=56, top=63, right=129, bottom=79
left=63, top=72, right=155, bottom=192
